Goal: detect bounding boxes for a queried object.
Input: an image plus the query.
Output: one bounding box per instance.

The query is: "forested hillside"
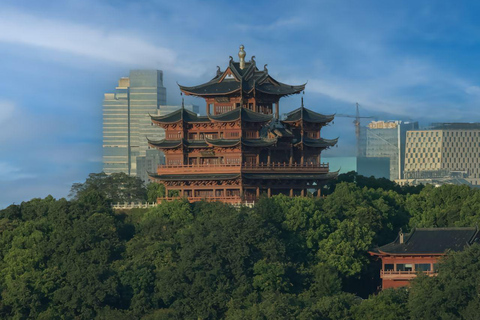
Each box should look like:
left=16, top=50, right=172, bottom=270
left=1, top=173, right=480, bottom=319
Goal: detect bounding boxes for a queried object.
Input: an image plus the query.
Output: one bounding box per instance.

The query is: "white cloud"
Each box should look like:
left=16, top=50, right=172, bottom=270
left=0, top=161, right=36, bottom=181
left=0, top=100, right=15, bottom=124
left=0, top=9, right=198, bottom=75
left=465, top=86, right=480, bottom=95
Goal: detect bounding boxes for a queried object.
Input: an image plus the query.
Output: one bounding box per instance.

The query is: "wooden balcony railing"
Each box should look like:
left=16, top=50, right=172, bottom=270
left=242, top=162, right=329, bottom=173
left=380, top=270, right=437, bottom=279
left=157, top=162, right=330, bottom=174
left=381, top=270, right=436, bottom=275
left=158, top=196, right=244, bottom=204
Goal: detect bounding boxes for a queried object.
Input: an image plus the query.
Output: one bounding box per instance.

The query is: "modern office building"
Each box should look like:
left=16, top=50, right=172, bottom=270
left=403, top=123, right=480, bottom=186
left=366, top=120, right=419, bottom=180
left=103, top=70, right=167, bottom=176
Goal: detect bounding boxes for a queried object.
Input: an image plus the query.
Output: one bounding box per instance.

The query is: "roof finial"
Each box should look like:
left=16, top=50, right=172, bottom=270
left=181, top=98, right=184, bottom=109
left=301, top=97, right=304, bottom=108
left=239, top=45, right=246, bottom=70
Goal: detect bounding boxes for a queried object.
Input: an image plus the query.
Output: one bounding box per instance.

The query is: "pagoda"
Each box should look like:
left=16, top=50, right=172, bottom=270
left=148, top=45, right=338, bottom=204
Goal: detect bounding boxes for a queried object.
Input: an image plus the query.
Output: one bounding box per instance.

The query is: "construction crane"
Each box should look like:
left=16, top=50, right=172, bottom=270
left=336, top=103, right=375, bottom=156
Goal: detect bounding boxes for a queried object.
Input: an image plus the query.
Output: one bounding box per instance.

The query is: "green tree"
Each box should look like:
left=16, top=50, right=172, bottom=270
left=146, top=182, right=165, bottom=202
left=408, top=244, right=480, bottom=319
left=69, top=172, right=147, bottom=203
left=406, top=184, right=480, bottom=228
left=353, top=288, right=409, bottom=320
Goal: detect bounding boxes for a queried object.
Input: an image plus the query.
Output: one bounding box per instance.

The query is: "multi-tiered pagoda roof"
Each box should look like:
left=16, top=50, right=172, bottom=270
left=148, top=45, right=338, bottom=204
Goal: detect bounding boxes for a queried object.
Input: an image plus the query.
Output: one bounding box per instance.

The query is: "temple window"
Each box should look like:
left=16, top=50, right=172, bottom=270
left=415, top=264, right=431, bottom=272
left=396, top=264, right=413, bottom=271
left=384, top=264, right=394, bottom=271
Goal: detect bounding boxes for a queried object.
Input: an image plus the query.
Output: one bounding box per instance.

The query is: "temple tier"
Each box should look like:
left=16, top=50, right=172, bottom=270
left=148, top=46, right=338, bottom=204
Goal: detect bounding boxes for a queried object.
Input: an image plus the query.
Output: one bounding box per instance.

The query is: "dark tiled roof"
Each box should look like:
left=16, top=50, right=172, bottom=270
left=242, top=138, right=277, bottom=148
left=149, top=173, right=241, bottom=181
left=300, top=137, right=338, bottom=148
left=208, top=107, right=273, bottom=123
left=282, top=106, right=335, bottom=124
left=147, top=139, right=209, bottom=149
left=205, top=138, right=241, bottom=147
left=272, top=128, right=294, bottom=138
left=147, top=138, right=183, bottom=149
left=371, top=227, right=480, bottom=255
left=151, top=108, right=209, bottom=124
left=243, top=172, right=338, bottom=180
left=179, top=58, right=305, bottom=97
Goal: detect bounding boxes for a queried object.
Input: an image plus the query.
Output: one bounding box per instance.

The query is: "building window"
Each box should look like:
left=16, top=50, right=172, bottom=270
left=396, top=264, right=413, bottom=271
left=384, top=264, right=394, bottom=271
left=415, top=263, right=432, bottom=271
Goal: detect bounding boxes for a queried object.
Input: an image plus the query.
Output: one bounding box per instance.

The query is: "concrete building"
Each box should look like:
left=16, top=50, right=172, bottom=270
left=366, top=120, right=419, bottom=180
left=103, top=70, right=167, bottom=176
left=322, top=156, right=389, bottom=179
left=403, top=123, right=480, bottom=186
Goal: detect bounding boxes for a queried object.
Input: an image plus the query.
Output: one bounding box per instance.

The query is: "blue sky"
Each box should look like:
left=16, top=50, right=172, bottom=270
left=1, top=0, right=480, bottom=207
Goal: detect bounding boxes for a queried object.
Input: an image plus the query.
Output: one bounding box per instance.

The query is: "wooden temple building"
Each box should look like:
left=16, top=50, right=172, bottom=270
left=148, top=45, right=338, bottom=204
left=369, top=227, right=480, bottom=289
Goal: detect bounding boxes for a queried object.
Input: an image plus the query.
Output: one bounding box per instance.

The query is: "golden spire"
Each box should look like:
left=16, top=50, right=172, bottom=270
left=238, top=45, right=246, bottom=70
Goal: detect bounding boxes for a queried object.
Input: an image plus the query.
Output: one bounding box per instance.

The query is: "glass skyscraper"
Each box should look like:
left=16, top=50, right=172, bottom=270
left=103, top=70, right=167, bottom=176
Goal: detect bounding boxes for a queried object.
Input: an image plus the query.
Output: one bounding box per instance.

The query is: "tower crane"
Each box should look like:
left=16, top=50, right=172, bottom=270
left=336, top=103, right=375, bottom=156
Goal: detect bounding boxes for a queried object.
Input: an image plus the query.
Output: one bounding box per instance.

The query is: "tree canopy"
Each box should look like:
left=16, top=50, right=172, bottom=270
left=1, top=173, right=479, bottom=318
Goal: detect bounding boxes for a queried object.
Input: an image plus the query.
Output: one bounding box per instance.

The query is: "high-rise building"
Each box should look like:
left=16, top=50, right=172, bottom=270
left=103, top=70, right=167, bottom=176
left=403, top=123, right=480, bottom=185
left=365, top=120, right=418, bottom=180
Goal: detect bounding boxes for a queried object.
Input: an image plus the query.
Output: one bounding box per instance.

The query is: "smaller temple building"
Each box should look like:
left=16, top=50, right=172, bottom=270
left=369, top=227, right=480, bottom=289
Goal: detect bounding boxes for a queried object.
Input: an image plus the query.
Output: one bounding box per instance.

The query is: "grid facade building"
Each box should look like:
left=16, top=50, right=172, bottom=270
left=103, top=70, right=166, bottom=176
left=404, top=124, right=480, bottom=185
left=366, top=121, right=418, bottom=180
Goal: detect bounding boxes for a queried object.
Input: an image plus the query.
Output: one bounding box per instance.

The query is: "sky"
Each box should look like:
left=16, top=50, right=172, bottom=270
left=1, top=0, right=480, bottom=207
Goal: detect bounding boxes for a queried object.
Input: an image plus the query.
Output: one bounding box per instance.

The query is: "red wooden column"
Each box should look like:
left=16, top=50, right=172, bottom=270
left=317, top=189, right=321, bottom=197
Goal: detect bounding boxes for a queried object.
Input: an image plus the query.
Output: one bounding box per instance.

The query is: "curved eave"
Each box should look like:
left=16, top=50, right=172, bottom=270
left=147, top=138, right=183, bottom=149
left=282, top=107, right=335, bottom=124
left=208, top=107, right=273, bottom=123
left=300, top=137, right=339, bottom=149
left=255, top=83, right=306, bottom=97
left=205, top=138, right=241, bottom=147
left=373, top=249, right=446, bottom=256
left=150, top=109, right=182, bottom=124
left=242, top=138, right=277, bottom=148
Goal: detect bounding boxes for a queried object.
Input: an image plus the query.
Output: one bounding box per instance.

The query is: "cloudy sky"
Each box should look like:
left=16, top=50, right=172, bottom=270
left=1, top=0, right=480, bottom=207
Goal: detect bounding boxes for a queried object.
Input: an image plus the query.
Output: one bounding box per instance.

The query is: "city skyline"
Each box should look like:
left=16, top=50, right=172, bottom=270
left=1, top=0, right=480, bottom=207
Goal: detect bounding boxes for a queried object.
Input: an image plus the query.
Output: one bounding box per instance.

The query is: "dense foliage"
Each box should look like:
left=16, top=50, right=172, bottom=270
left=1, top=173, right=480, bottom=319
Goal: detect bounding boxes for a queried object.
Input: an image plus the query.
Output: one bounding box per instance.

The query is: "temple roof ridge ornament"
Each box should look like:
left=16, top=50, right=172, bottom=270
left=238, top=45, right=246, bottom=70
